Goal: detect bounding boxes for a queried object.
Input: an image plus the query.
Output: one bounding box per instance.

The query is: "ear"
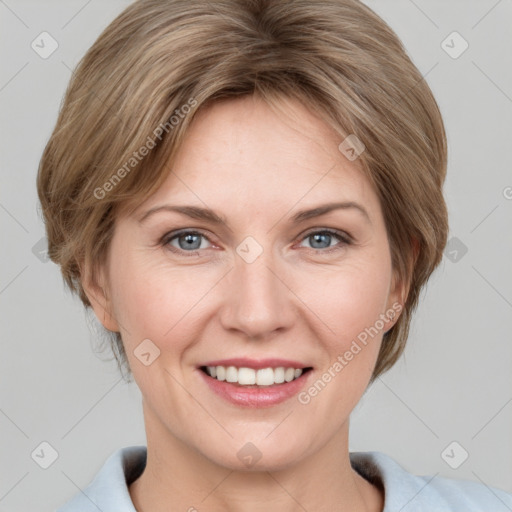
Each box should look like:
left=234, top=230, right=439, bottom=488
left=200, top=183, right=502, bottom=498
left=385, top=237, right=419, bottom=323
left=80, top=257, right=120, bottom=332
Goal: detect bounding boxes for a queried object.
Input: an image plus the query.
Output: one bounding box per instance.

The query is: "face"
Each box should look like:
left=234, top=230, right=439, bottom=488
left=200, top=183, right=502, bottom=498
left=86, top=94, right=404, bottom=471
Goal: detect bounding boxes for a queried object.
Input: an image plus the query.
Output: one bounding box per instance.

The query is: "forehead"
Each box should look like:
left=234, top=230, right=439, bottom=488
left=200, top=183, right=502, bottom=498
left=133, top=95, right=379, bottom=220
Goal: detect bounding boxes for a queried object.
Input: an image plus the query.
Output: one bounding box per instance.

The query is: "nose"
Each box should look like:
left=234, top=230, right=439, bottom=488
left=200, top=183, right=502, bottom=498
left=219, top=247, right=297, bottom=341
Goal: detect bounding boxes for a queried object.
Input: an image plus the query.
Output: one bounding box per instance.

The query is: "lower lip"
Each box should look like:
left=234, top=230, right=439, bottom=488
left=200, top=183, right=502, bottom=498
left=197, top=368, right=313, bottom=408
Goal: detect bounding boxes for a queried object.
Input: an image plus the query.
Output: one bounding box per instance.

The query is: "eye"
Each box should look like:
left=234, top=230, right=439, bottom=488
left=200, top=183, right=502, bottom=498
left=162, top=230, right=212, bottom=255
left=161, top=228, right=352, bottom=257
left=297, top=229, right=352, bottom=252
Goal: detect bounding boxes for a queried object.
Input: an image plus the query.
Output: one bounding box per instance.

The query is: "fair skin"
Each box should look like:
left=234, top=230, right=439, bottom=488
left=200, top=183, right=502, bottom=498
left=84, top=94, right=407, bottom=512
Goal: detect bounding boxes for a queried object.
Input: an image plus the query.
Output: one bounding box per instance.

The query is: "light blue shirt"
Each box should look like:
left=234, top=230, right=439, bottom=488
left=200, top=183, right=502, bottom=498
left=57, top=445, right=512, bottom=511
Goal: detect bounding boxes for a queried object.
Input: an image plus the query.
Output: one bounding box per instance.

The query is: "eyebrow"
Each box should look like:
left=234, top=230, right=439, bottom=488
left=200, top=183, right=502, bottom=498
left=137, top=201, right=371, bottom=226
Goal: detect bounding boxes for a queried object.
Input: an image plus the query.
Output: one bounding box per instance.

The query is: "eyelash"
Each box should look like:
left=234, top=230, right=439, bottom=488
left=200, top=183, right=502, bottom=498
left=160, top=228, right=353, bottom=257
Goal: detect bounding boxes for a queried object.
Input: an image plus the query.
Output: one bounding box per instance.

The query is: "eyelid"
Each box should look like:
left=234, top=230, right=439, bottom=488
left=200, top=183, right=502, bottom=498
left=294, top=228, right=353, bottom=254
left=299, top=226, right=353, bottom=243
left=160, top=226, right=353, bottom=257
left=161, top=229, right=215, bottom=249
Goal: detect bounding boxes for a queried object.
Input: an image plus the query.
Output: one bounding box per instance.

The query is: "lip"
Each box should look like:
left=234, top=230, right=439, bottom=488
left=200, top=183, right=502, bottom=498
left=197, top=366, right=314, bottom=408
left=198, top=358, right=311, bottom=370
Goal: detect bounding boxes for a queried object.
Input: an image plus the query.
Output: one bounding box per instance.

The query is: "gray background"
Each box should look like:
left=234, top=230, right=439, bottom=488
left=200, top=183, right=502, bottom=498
left=1, top=1, right=511, bottom=510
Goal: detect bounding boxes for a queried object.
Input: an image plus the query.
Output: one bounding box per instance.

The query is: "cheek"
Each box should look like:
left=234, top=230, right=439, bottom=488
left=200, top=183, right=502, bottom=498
left=294, top=257, right=391, bottom=419
left=108, top=235, right=392, bottom=371
left=299, top=251, right=392, bottom=345
left=108, top=252, right=216, bottom=349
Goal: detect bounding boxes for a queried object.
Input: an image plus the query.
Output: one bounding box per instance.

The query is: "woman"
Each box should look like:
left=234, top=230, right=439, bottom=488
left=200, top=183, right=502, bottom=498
left=37, top=0, right=512, bottom=510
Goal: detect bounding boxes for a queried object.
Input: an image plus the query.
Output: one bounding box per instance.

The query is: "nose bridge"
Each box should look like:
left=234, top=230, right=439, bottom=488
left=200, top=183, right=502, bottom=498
left=221, top=238, right=293, bottom=338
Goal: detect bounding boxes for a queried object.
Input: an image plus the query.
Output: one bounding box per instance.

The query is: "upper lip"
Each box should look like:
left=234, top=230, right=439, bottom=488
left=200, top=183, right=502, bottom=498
left=199, top=358, right=312, bottom=370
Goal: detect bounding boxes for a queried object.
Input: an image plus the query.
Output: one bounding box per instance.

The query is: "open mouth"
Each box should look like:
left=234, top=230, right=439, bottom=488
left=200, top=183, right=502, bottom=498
left=199, top=365, right=313, bottom=387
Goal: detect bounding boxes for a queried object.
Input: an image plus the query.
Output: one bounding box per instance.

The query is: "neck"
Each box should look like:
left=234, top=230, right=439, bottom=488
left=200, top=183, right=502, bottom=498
left=129, top=401, right=383, bottom=512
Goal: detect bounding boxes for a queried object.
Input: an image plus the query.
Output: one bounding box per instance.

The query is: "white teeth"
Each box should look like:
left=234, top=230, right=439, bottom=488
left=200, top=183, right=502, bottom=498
left=285, top=368, right=295, bottom=382
left=215, top=366, right=226, bottom=381
left=238, top=367, right=256, bottom=385
left=225, top=366, right=238, bottom=383
left=256, top=368, right=274, bottom=386
left=205, top=365, right=305, bottom=386
left=274, top=367, right=285, bottom=383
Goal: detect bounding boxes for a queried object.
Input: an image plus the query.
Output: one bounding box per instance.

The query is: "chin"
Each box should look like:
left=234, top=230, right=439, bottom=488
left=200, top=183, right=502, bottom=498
left=200, top=434, right=310, bottom=473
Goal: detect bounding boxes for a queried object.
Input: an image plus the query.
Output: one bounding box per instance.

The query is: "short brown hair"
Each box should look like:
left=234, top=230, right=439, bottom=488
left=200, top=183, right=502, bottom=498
left=37, top=0, right=448, bottom=382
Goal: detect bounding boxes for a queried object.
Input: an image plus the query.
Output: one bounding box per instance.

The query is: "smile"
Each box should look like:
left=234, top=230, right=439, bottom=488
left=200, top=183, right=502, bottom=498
left=201, top=365, right=313, bottom=386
